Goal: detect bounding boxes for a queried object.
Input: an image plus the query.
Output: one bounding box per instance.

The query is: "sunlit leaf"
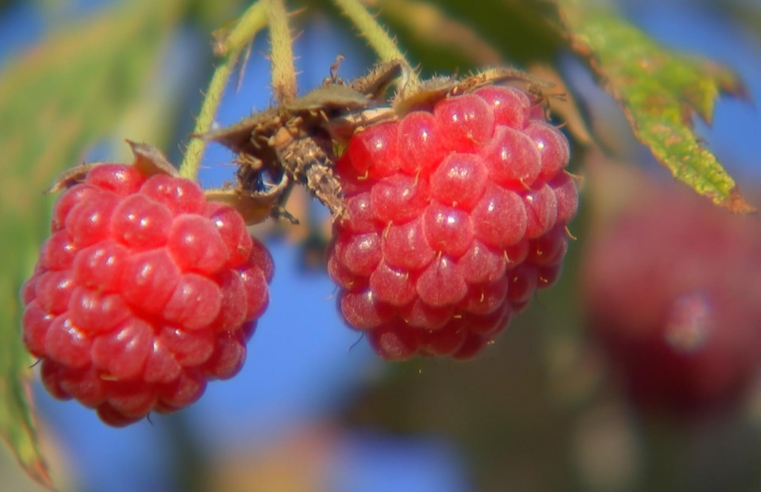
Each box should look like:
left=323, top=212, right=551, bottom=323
left=0, top=0, right=185, bottom=487
left=553, top=0, right=753, bottom=213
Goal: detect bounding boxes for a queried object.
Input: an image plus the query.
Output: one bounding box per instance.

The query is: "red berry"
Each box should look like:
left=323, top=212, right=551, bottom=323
left=523, top=183, right=558, bottom=239
left=524, top=122, right=570, bottom=183
left=429, top=153, right=488, bottom=210
left=471, top=185, right=527, bottom=248
left=423, top=203, right=474, bottom=257
left=382, top=218, right=436, bottom=271
left=21, top=163, right=274, bottom=426
left=474, top=86, right=531, bottom=129
left=339, top=289, right=394, bottom=330
left=328, top=85, right=577, bottom=359
left=370, top=261, right=417, bottom=306
left=434, top=94, right=494, bottom=150
left=480, top=126, right=541, bottom=188
left=370, top=174, right=430, bottom=224
left=398, top=112, right=447, bottom=175
left=346, top=122, right=400, bottom=179
left=582, top=176, right=761, bottom=418
left=52, top=184, right=99, bottom=232
left=400, top=299, right=455, bottom=330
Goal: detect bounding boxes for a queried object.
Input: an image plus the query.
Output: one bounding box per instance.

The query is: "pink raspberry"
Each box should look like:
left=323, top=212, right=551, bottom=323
left=329, top=86, right=577, bottom=360
left=22, top=164, right=274, bottom=427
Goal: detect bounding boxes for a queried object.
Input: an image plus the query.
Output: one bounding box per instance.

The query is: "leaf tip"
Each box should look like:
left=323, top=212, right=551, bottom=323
left=722, top=186, right=757, bottom=214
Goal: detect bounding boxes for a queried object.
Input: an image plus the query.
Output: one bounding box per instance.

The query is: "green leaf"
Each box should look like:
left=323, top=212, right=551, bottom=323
left=554, top=0, right=754, bottom=213
left=0, top=0, right=185, bottom=488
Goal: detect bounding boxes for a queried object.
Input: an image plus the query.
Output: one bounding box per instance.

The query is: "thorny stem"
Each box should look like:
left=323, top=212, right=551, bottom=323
left=332, top=0, right=418, bottom=85
left=267, top=0, right=298, bottom=104
left=178, top=1, right=269, bottom=180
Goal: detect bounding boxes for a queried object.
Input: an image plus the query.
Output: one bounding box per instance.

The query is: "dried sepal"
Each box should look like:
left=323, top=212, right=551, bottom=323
left=199, top=108, right=282, bottom=156
left=347, top=59, right=408, bottom=101
left=393, top=66, right=554, bottom=114
left=204, top=172, right=290, bottom=226
left=201, top=59, right=409, bottom=222
left=127, top=141, right=180, bottom=178
left=392, top=74, right=459, bottom=113
left=328, top=106, right=397, bottom=143
left=46, top=163, right=93, bottom=193
left=449, top=67, right=552, bottom=95
left=284, top=84, right=376, bottom=114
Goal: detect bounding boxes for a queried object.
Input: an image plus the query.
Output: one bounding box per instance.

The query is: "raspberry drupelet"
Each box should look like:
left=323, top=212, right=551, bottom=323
left=22, top=163, right=274, bottom=426
left=328, top=85, right=578, bottom=360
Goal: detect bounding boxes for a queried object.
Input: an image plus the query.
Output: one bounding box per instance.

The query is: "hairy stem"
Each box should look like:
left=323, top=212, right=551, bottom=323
left=179, top=55, right=237, bottom=180
left=332, top=0, right=418, bottom=85
left=267, top=0, right=298, bottom=104
left=179, top=1, right=269, bottom=180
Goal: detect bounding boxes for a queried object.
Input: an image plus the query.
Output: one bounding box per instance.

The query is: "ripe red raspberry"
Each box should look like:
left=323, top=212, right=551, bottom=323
left=22, top=163, right=274, bottom=427
left=328, top=86, right=577, bottom=360
left=582, top=172, right=761, bottom=419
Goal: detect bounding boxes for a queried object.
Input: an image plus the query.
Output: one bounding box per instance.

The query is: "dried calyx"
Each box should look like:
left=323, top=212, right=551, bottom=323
left=200, top=59, right=555, bottom=225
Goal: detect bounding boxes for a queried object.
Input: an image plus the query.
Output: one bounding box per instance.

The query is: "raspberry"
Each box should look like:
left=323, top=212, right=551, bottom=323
left=328, top=85, right=577, bottom=360
left=22, top=163, right=273, bottom=427
left=582, top=173, right=761, bottom=418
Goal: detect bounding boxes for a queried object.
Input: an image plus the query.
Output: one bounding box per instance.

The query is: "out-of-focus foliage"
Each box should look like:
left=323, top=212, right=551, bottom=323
left=366, top=0, right=562, bottom=73
left=727, top=0, right=761, bottom=40
left=0, top=0, right=185, bottom=487
left=185, top=0, right=249, bottom=31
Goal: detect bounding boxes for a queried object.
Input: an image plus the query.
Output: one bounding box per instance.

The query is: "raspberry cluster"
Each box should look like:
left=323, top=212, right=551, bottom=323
left=328, top=86, right=577, bottom=360
left=582, top=178, right=761, bottom=418
left=21, top=164, right=273, bottom=426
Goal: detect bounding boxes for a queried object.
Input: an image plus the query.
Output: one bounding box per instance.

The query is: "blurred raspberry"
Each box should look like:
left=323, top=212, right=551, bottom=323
left=581, top=169, right=761, bottom=418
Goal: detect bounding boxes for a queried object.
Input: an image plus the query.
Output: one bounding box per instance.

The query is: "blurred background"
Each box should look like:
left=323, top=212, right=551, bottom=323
left=3, top=0, right=761, bottom=491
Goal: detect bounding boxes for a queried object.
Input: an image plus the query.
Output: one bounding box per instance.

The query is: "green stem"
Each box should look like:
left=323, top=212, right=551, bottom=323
left=266, top=0, right=297, bottom=104
left=332, top=0, right=418, bottom=85
left=179, top=1, right=269, bottom=180
left=179, top=55, right=237, bottom=180
left=214, top=1, right=268, bottom=57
